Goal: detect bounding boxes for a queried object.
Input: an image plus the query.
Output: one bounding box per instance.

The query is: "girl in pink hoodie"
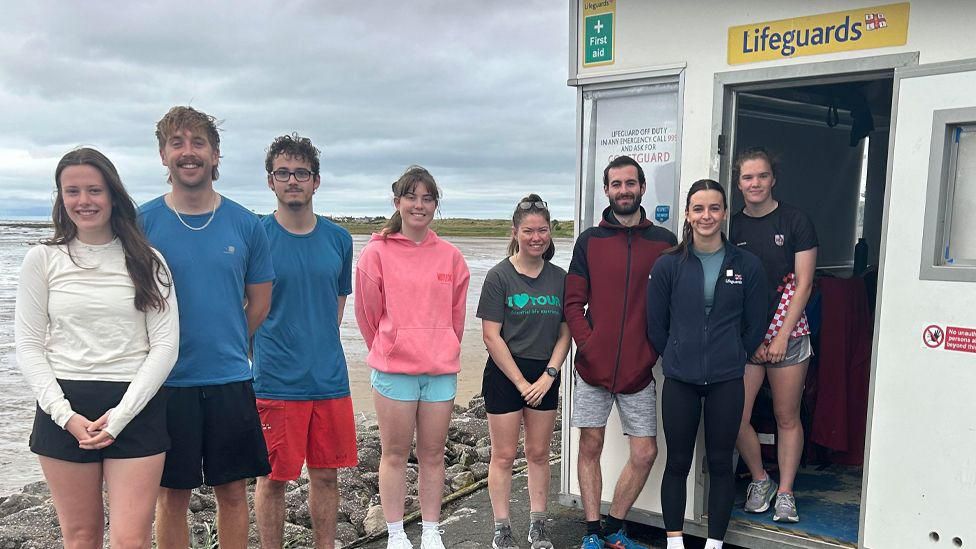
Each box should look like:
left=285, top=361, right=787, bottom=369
left=355, top=165, right=470, bottom=549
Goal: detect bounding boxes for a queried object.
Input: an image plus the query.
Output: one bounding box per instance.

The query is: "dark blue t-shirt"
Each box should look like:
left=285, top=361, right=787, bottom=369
left=139, top=195, right=275, bottom=387
left=252, top=215, right=353, bottom=400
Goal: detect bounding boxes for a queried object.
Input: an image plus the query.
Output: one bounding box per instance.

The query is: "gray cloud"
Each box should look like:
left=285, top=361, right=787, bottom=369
left=0, top=1, right=576, bottom=220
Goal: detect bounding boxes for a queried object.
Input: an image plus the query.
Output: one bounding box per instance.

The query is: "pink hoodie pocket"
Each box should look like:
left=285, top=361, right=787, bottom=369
left=385, top=327, right=461, bottom=375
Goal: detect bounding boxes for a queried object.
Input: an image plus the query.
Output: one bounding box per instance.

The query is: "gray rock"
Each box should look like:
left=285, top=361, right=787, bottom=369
left=469, top=462, right=489, bottom=481
left=465, top=401, right=487, bottom=419
left=287, top=502, right=313, bottom=529
left=0, top=503, right=60, bottom=529
left=19, top=482, right=50, bottom=499
left=551, top=430, right=563, bottom=455
left=335, top=521, right=360, bottom=545
left=448, top=417, right=490, bottom=446
left=444, top=463, right=467, bottom=478
left=363, top=504, right=387, bottom=536
left=188, top=491, right=215, bottom=513
left=476, top=446, right=492, bottom=463
left=475, top=436, right=492, bottom=448
left=458, top=446, right=479, bottom=467
left=357, top=447, right=382, bottom=472
left=283, top=521, right=314, bottom=546
left=453, top=403, right=468, bottom=414
left=450, top=471, right=476, bottom=491
left=0, top=494, right=43, bottom=520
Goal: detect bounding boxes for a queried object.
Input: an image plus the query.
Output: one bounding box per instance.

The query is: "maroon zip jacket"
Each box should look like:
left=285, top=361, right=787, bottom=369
left=565, top=206, right=677, bottom=394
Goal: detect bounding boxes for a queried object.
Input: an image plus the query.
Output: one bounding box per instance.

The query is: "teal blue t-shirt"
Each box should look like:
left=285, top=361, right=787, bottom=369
left=693, top=246, right=726, bottom=316
left=139, top=196, right=275, bottom=387
left=252, top=215, right=353, bottom=400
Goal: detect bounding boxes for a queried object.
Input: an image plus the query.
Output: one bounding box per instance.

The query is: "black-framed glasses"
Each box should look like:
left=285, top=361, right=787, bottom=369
left=270, top=168, right=314, bottom=182
left=518, top=200, right=548, bottom=210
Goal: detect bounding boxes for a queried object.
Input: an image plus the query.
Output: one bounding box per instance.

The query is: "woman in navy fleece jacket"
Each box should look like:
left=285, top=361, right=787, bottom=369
left=646, top=179, right=766, bottom=549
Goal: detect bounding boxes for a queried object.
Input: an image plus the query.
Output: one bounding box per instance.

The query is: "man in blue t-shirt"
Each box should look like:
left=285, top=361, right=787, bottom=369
left=252, top=133, right=357, bottom=549
left=139, top=106, right=275, bottom=549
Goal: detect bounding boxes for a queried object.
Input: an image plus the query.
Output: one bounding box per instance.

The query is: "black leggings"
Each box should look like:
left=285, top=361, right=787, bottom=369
left=660, top=377, right=744, bottom=540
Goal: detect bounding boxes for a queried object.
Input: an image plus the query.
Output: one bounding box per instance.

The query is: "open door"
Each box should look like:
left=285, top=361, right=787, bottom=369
left=861, top=60, right=976, bottom=548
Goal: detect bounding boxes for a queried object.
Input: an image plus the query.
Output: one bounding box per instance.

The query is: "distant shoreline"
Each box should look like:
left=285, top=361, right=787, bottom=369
left=1, top=218, right=576, bottom=238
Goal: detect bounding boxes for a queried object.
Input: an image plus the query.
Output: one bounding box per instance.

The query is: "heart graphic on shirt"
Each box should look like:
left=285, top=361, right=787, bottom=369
left=512, top=293, right=531, bottom=309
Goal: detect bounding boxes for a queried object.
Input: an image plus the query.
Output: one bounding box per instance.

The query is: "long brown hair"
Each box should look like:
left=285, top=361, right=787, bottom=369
left=666, top=179, right=728, bottom=258
left=47, top=148, right=172, bottom=311
left=507, top=193, right=555, bottom=261
left=381, top=165, right=441, bottom=237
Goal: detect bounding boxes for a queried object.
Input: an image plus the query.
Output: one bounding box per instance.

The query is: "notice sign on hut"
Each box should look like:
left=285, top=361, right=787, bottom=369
left=727, top=3, right=910, bottom=65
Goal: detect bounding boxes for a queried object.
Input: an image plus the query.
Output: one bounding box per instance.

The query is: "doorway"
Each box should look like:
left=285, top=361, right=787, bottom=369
left=716, top=61, right=902, bottom=548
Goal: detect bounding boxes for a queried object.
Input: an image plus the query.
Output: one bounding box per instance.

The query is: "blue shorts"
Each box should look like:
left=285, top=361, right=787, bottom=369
left=370, top=370, right=457, bottom=402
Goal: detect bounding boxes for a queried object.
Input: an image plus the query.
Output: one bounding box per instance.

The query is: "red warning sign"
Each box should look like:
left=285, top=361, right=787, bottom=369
left=945, top=326, right=976, bottom=354
left=923, top=325, right=944, bottom=348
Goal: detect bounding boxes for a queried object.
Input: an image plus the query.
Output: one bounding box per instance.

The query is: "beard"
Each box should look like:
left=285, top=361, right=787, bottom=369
left=609, top=192, right=642, bottom=216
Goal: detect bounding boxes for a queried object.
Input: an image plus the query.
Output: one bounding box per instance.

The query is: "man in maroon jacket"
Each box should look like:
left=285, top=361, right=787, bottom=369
left=566, top=155, right=677, bottom=549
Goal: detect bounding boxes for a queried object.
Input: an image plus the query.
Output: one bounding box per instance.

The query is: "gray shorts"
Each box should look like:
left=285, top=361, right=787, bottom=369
left=570, top=371, right=657, bottom=437
left=765, top=335, right=813, bottom=368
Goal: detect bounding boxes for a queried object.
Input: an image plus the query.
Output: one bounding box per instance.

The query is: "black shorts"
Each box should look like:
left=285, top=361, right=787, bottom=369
left=30, top=379, right=169, bottom=463
left=161, top=380, right=270, bottom=489
left=482, top=356, right=561, bottom=415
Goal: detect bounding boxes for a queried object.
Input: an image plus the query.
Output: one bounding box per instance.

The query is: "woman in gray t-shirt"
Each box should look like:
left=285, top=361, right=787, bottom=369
left=477, top=194, right=570, bottom=549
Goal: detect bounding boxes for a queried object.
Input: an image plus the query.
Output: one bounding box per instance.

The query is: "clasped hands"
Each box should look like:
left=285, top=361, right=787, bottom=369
left=65, top=411, right=116, bottom=450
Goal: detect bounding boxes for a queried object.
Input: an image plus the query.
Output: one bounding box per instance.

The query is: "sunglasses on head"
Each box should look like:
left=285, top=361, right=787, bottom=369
left=518, top=200, right=547, bottom=210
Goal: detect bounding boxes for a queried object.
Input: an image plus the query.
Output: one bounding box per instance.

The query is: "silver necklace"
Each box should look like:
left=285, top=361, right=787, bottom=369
left=170, top=193, right=218, bottom=231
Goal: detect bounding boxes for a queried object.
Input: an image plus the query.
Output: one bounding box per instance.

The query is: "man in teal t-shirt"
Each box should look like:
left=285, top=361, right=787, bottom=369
left=252, top=133, right=358, bottom=549
left=139, top=106, right=275, bottom=549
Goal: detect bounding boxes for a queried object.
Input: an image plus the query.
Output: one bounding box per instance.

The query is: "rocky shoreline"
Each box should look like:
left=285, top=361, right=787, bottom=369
left=0, top=395, right=562, bottom=548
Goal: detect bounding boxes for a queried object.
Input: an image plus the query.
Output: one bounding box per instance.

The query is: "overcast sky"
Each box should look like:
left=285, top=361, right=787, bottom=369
left=0, top=2, right=576, bottom=220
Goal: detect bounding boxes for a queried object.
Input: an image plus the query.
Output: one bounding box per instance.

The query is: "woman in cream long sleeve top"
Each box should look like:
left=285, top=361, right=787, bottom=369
left=15, top=148, right=178, bottom=549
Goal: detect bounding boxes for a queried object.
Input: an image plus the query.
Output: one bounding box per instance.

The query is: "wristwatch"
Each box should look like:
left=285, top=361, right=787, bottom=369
left=545, top=367, right=559, bottom=378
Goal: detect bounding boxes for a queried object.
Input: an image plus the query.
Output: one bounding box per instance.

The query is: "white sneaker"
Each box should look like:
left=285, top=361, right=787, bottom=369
left=388, top=530, right=414, bottom=549
left=420, top=528, right=446, bottom=549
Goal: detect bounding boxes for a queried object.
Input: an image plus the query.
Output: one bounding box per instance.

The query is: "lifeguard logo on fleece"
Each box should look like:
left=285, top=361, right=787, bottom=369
left=727, top=3, right=910, bottom=65
left=724, top=269, right=744, bottom=285
left=774, top=234, right=785, bottom=246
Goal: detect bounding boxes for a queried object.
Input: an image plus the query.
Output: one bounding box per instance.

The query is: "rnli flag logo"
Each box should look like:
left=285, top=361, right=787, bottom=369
left=865, top=12, right=888, bottom=30
left=774, top=234, right=785, bottom=246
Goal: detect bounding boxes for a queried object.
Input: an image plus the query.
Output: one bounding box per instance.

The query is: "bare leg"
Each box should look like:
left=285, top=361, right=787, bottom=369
left=255, top=476, right=287, bottom=548
left=103, top=454, right=165, bottom=548
left=39, top=457, right=104, bottom=549
left=213, top=480, right=250, bottom=549
left=415, top=399, right=455, bottom=522
left=736, top=363, right=768, bottom=481
left=607, top=435, right=657, bottom=519
left=767, top=359, right=810, bottom=493
left=155, top=487, right=191, bottom=549
left=308, top=468, right=339, bottom=549
left=577, top=427, right=605, bottom=521
left=522, top=408, right=557, bottom=513
left=373, top=389, right=418, bottom=522
left=486, top=410, right=523, bottom=520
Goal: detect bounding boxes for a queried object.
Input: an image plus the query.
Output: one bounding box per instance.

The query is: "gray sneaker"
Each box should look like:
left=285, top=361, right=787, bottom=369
left=744, top=476, right=778, bottom=513
left=773, top=492, right=800, bottom=523
left=493, top=524, right=520, bottom=549
left=527, top=519, right=553, bottom=549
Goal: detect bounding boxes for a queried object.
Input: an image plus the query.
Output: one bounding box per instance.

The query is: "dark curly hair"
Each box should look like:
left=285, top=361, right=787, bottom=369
left=265, top=133, right=321, bottom=175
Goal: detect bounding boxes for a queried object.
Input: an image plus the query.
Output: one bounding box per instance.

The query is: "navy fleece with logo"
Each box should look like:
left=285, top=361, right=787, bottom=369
left=646, top=242, right=767, bottom=385
left=565, top=206, right=676, bottom=394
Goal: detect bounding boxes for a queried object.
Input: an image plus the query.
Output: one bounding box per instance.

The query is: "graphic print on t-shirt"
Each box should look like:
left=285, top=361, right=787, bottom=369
left=506, top=292, right=561, bottom=316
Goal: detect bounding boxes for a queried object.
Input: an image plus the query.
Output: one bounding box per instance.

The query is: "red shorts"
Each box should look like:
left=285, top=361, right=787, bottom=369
left=256, top=397, right=358, bottom=481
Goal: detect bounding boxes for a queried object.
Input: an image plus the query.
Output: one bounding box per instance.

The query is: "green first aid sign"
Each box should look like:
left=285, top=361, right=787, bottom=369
left=584, top=12, right=614, bottom=65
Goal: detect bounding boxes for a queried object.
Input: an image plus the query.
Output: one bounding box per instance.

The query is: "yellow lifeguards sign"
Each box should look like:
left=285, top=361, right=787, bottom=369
left=728, top=3, right=910, bottom=65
